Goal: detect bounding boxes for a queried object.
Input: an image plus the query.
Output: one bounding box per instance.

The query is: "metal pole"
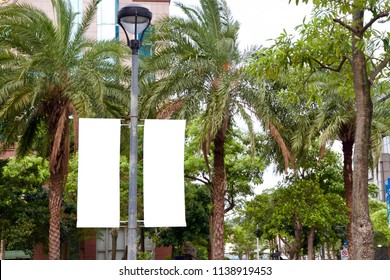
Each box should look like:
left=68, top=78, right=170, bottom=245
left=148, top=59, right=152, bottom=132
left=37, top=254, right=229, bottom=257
left=128, top=49, right=139, bottom=260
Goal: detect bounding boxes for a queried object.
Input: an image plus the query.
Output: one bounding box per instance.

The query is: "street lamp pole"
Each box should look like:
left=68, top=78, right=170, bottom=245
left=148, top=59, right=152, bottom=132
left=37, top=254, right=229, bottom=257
left=117, top=5, right=152, bottom=260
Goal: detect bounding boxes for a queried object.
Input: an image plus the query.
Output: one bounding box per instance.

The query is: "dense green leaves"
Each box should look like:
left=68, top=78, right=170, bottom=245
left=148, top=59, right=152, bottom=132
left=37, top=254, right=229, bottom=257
left=0, top=157, right=49, bottom=252
left=154, top=123, right=266, bottom=259
left=245, top=150, right=348, bottom=259
left=369, top=199, right=390, bottom=247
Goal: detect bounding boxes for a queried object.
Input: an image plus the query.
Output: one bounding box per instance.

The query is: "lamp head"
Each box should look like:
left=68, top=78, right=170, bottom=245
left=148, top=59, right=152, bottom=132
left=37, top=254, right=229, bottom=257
left=117, top=5, right=152, bottom=51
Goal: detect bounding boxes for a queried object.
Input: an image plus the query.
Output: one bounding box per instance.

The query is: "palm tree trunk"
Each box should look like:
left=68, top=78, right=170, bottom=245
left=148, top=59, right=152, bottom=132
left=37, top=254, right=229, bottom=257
left=211, top=147, right=226, bottom=259
left=208, top=214, right=213, bottom=260
left=211, top=119, right=229, bottom=260
left=342, top=140, right=354, bottom=257
left=48, top=102, right=71, bottom=260
left=49, top=172, right=63, bottom=260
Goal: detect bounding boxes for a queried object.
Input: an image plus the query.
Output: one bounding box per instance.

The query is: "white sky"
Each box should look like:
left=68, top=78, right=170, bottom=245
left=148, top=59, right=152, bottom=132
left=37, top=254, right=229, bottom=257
left=170, top=0, right=313, bottom=50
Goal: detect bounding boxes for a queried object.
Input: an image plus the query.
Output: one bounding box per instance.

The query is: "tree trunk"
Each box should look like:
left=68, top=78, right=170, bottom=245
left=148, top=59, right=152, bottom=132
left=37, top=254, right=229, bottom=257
left=292, top=215, right=303, bottom=260
left=350, top=9, right=374, bottom=260
left=47, top=101, right=71, bottom=260
left=208, top=214, right=213, bottom=260
left=48, top=172, right=64, bottom=260
left=0, top=240, right=5, bottom=260
left=210, top=117, right=229, bottom=260
left=111, top=228, right=118, bottom=260
left=307, top=227, right=315, bottom=260
left=140, top=227, right=145, bottom=253
left=342, top=140, right=354, bottom=256
left=122, top=246, right=128, bottom=260
left=246, top=250, right=251, bottom=260
left=321, top=243, right=325, bottom=260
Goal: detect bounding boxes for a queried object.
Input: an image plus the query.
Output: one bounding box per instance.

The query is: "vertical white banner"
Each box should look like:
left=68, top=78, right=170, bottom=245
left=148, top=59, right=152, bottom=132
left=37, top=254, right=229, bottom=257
left=77, top=118, right=121, bottom=228
left=143, top=119, right=187, bottom=227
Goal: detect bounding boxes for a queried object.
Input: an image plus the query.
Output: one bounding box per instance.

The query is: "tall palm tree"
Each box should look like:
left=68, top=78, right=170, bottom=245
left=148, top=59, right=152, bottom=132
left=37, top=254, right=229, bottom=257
left=0, top=0, right=130, bottom=259
left=140, top=0, right=260, bottom=259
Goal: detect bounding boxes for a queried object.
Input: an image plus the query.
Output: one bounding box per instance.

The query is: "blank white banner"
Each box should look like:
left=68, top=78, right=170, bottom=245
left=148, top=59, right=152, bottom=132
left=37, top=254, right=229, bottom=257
left=77, top=118, right=121, bottom=228
left=143, top=119, right=186, bottom=227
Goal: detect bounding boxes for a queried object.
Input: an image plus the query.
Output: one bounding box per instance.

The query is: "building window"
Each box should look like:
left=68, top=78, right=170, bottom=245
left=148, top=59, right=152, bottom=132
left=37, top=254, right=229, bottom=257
left=383, top=136, right=390, bottom=154
left=97, top=0, right=119, bottom=41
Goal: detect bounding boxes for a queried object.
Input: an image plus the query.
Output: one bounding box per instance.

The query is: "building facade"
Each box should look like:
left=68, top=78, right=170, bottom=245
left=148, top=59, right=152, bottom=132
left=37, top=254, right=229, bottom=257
left=369, top=136, right=390, bottom=202
left=1, top=0, right=170, bottom=41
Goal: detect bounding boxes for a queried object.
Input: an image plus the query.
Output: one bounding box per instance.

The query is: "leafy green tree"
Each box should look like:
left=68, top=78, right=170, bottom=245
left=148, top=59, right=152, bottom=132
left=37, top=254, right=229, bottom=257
left=0, top=157, right=49, bottom=255
left=251, top=0, right=390, bottom=259
left=247, top=182, right=347, bottom=260
left=0, top=0, right=130, bottom=259
left=153, top=183, right=210, bottom=260
left=1, top=154, right=92, bottom=260
left=369, top=199, right=390, bottom=248
left=226, top=224, right=257, bottom=260
left=140, top=0, right=264, bottom=259
left=246, top=149, right=348, bottom=260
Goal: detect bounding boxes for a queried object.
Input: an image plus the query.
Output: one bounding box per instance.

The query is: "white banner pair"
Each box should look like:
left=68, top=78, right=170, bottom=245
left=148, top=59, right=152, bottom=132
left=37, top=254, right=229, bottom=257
left=76, top=118, right=186, bottom=228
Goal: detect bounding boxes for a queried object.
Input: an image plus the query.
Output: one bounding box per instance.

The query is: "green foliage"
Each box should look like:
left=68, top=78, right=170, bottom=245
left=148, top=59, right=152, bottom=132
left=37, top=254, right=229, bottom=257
left=369, top=200, right=390, bottom=247
left=368, top=183, right=380, bottom=198
left=369, top=199, right=386, bottom=215
left=137, top=251, right=153, bottom=260
left=226, top=224, right=257, bottom=260
left=244, top=149, right=348, bottom=258
left=153, top=122, right=266, bottom=258
left=185, top=122, right=266, bottom=211
left=0, top=0, right=130, bottom=157
left=153, top=183, right=210, bottom=259
left=0, top=157, right=49, bottom=251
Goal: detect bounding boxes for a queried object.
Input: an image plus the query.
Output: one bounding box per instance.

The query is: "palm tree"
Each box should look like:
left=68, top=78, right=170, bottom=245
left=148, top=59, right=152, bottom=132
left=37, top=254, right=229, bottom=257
left=139, top=0, right=261, bottom=259
left=0, top=0, right=130, bottom=259
left=310, top=91, right=356, bottom=254
left=304, top=72, right=390, bottom=257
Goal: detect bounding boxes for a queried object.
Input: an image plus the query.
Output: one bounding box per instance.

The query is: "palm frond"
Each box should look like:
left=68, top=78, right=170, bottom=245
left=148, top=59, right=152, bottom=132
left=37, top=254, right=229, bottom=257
left=71, top=0, right=101, bottom=50
left=236, top=103, right=256, bottom=157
